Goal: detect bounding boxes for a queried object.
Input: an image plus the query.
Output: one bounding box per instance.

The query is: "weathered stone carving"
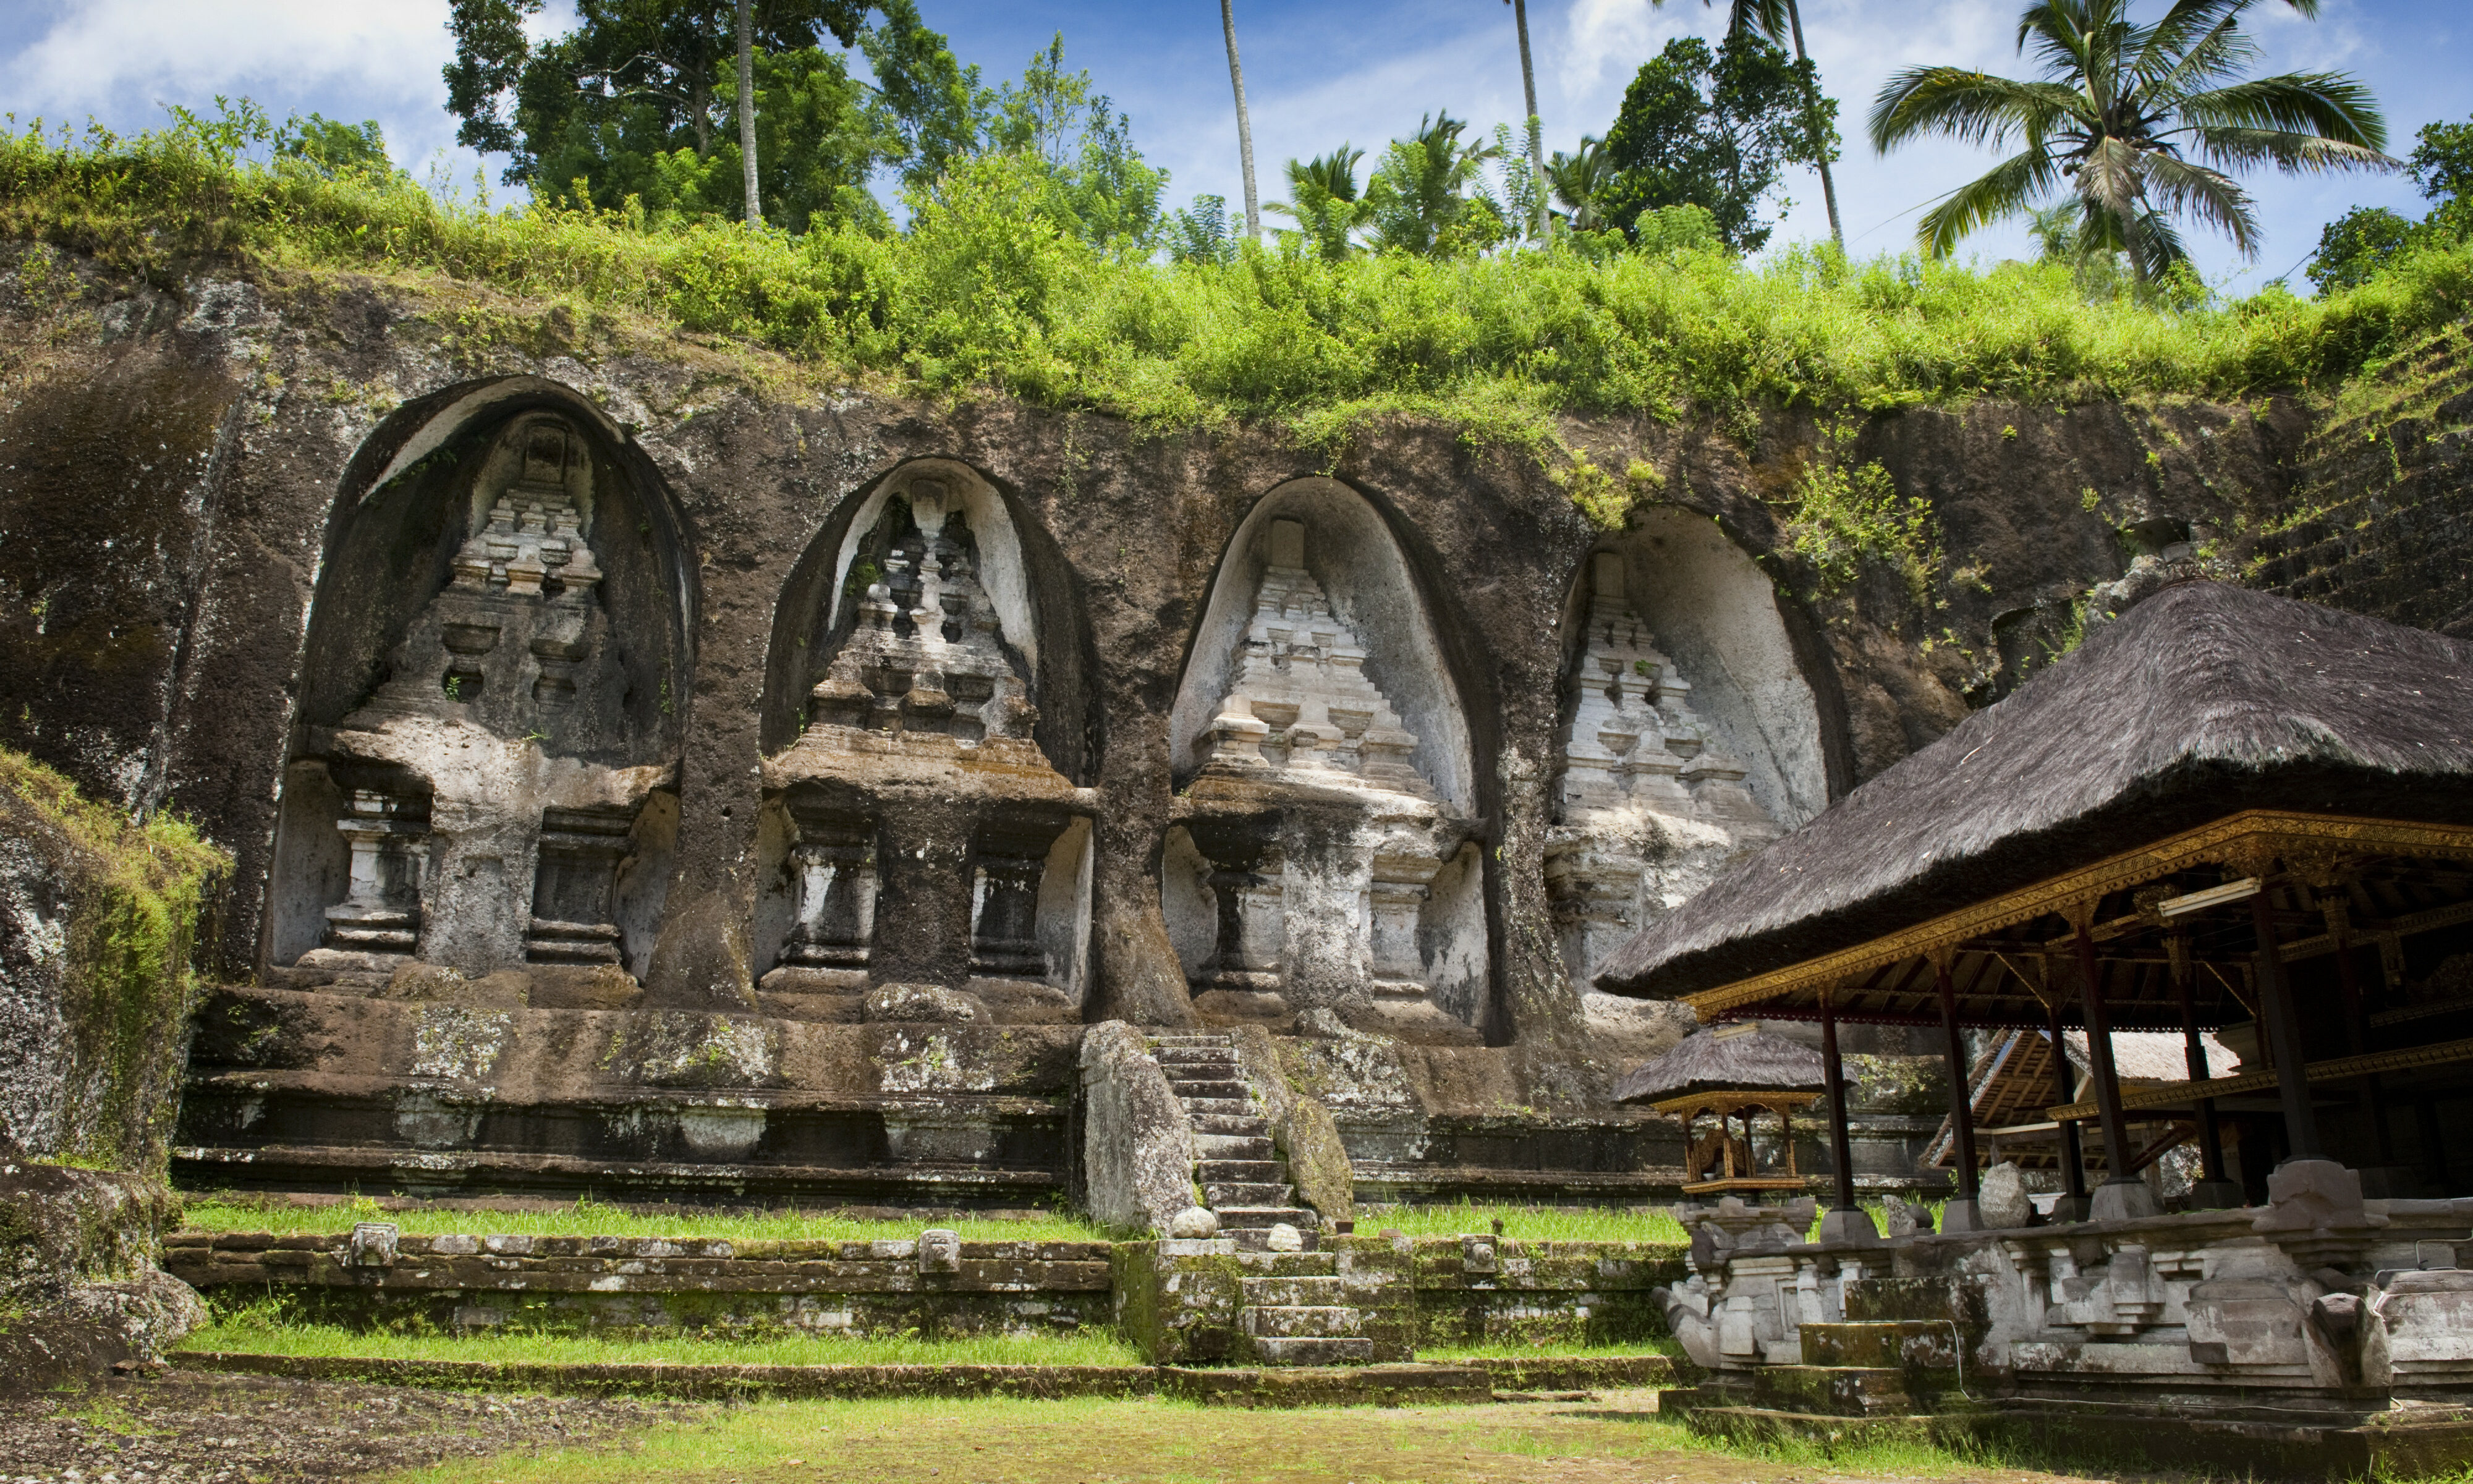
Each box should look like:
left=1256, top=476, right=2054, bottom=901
left=1173, top=516, right=1480, bottom=1043
left=793, top=476, right=1041, bottom=763
left=1546, top=552, right=1780, bottom=1009
left=761, top=467, right=1095, bottom=1024
left=279, top=412, right=675, bottom=989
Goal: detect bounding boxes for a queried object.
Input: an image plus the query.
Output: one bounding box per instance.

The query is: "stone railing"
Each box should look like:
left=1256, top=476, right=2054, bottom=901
left=1655, top=1168, right=2473, bottom=1406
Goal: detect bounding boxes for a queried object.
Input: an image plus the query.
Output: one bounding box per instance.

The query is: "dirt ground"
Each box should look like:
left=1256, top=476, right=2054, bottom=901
left=4, top=1376, right=2170, bottom=1484
left=0, top=1368, right=710, bottom=1482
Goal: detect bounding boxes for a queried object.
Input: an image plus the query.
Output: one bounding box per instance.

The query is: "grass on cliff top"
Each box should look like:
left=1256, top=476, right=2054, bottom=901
left=178, top=1194, right=1111, bottom=1245
left=6, top=113, right=2471, bottom=460
left=180, top=1313, right=1142, bottom=1370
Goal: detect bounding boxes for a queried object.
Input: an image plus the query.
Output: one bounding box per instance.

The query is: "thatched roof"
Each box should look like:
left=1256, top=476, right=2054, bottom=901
left=1598, top=582, right=2473, bottom=999
left=1614, top=1026, right=1827, bottom=1104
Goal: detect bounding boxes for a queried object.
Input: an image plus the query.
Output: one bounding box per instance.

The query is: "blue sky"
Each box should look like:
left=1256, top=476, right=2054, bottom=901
left=0, top=0, right=2461, bottom=290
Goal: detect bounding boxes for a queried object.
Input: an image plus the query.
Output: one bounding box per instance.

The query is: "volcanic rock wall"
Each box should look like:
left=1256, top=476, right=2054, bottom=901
left=1, top=247, right=2448, bottom=1205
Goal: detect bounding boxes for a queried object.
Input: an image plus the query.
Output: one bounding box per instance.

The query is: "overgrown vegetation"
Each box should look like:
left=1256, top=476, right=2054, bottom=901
left=0, top=747, right=226, bottom=1172
left=178, top=1195, right=1109, bottom=1245
left=6, top=108, right=2471, bottom=465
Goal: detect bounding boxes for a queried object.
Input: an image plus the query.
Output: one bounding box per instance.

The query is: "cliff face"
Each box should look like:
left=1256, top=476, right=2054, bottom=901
left=0, top=245, right=2455, bottom=1171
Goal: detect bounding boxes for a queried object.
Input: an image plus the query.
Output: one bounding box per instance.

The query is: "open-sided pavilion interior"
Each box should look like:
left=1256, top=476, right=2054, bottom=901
left=1600, top=579, right=2473, bottom=1234
left=1595, top=582, right=2473, bottom=1469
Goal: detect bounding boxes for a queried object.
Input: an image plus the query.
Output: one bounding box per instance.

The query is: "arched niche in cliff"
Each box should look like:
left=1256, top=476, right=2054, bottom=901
left=1161, top=477, right=1487, bottom=1043
left=1545, top=506, right=1827, bottom=1045
left=751, top=458, right=1098, bottom=1025
left=263, top=378, right=696, bottom=991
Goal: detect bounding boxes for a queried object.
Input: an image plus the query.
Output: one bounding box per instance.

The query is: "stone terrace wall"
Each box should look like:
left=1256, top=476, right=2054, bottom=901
left=169, top=1230, right=1113, bottom=1339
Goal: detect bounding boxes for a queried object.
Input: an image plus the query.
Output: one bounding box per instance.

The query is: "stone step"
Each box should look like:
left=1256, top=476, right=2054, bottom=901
left=1250, top=1336, right=1375, bottom=1366
left=1156, top=1048, right=1239, bottom=1069
left=1746, top=1365, right=1923, bottom=1417
left=1189, top=1113, right=1272, bottom=1137
left=1148, top=1033, right=1232, bottom=1046
left=1241, top=1305, right=1362, bottom=1339
left=1194, top=1134, right=1274, bottom=1160
left=1799, top=1320, right=1961, bottom=1371
left=1241, top=1275, right=1349, bottom=1307
left=1179, top=1098, right=1256, bottom=1119
left=1195, top=1159, right=1284, bottom=1184
left=1163, top=1077, right=1250, bottom=1101
left=1214, top=1205, right=1318, bottom=1230
left=1203, top=1181, right=1297, bottom=1208
left=1161, top=1363, right=1489, bottom=1406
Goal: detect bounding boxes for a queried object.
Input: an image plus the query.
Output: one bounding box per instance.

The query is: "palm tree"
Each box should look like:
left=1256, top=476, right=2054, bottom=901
left=1268, top=146, right=1373, bottom=260
left=1505, top=0, right=1549, bottom=239
left=1872, top=0, right=2394, bottom=282
left=1546, top=136, right=1616, bottom=232
left=1221, top=0, right=1260, bottom=240
left=736, top=0, right=760, bottom=226
left=1365, top=112, right=1503, bottom=257
left=1652, top=0, right=1843, bottom=248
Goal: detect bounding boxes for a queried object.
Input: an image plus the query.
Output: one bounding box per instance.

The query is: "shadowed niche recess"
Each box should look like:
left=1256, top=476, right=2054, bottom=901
left=752, top=459, right=1100, bottom=1026
left=263, top=380, right=695, bottom=991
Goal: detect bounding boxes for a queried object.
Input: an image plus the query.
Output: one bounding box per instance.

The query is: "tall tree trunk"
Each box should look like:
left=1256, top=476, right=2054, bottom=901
left=737, top=0, right=760, bottom=226
left=691, top=33, right=713, bottom=157
left=1509, top=0, right=1548, bottom=240
left=1781, top=0, right=1843, bottom=250
left=1220, top=0, right=1260, bottom=241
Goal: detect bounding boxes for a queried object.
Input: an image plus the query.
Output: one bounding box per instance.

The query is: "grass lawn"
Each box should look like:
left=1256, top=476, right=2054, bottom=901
left=179, top=1317, right=1142, bottom=1370
left=177, top=1196, right=1113, bottom=1245
left=1353, top=1203, right=1689, bottom=1244
left=376, top=1392, right=2125, bottom=1484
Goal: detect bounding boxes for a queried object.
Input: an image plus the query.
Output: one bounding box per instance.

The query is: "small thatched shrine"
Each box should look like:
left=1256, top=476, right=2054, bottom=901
left=1615, top=1024, right=1823, bottom=1194
left=1597, top=581, right=2473, bottom=1470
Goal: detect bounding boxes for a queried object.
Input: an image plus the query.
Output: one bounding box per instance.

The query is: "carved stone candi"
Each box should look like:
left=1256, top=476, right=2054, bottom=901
left=278, top=410, right=677, bottom=991
left=1171, top=511, right=1483, bottom=1043
left=760, top=467, right=1095, bottom=1025
left=1546, top=552, right=1780, bottom=1009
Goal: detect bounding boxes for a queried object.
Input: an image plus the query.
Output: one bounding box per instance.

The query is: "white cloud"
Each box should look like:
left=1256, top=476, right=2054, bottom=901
left=2, top=0, right=464, bottom=168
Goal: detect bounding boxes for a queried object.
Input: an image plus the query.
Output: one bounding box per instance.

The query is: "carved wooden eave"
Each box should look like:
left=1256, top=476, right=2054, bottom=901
left=1680, top=810, right=2473, bottom=1027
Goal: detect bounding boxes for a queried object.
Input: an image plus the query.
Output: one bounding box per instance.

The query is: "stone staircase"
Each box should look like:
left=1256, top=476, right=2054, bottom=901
left=1151, top=1032, right=1372, bottom=1364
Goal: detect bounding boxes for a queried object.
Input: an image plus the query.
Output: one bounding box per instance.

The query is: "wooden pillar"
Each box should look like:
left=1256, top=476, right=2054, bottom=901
left=2171, top=934, right=2240, bottom=1208
left=2251, top=890, right=2321, bottom=1160
left=2074, top=914, right=2157, bottom=1218
left=1933, top=951, right=1984, bottom=1231
left=2323, top=898, right=2396, bottom=1165
left=2046, top=989, right=2092, bottom=1221
left=1816, top=991, right=1878, bottom=1243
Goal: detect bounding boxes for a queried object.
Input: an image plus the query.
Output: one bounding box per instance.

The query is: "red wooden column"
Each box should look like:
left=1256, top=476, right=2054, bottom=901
left=1933, top=949, right=1985, bottom=1232
left=1816, top=988, right=1879, bottom=1244
left=2074, top=909, right=2159, bottom=1220
left=2251, top=890, right=2322, bottom=1160
left=2045, top=993, right=2092, bottom=1223
left=2170, top=933, right=2242, bottom=1209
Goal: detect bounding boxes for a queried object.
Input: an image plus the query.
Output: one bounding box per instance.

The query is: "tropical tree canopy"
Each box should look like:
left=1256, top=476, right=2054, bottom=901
left=1871, top=0, right=2395, bottom=281
left=1268, top=146, right=1372, bottom=261
left=2309, top=112, right=2473, bottom=293
left=443, top=0, right=975, bottom=231
left=1362, top=112, right=1508, bottom=258
left=1596, top=33, right=1833, bottom=253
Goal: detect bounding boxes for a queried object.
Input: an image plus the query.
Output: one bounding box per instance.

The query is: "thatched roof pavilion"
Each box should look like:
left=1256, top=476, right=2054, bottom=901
left=1594, top=580, right=2473, bottom=1230
left=1614, top=1025, right=1825, bottom=1107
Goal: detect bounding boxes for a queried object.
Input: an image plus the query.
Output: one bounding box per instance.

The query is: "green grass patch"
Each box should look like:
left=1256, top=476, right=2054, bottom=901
left=179, top=1315, right=1140, bottom=1370
left=177, top=1194, right=1111, bottom=1245
left=1357, top=1201, right=1689, bottom=1245
left=1416, top=1338, right=1682, bottom=1361
left=374, top=1390, right=2153, bottom=1484
left=8, top=114, right=2472, bottom=477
